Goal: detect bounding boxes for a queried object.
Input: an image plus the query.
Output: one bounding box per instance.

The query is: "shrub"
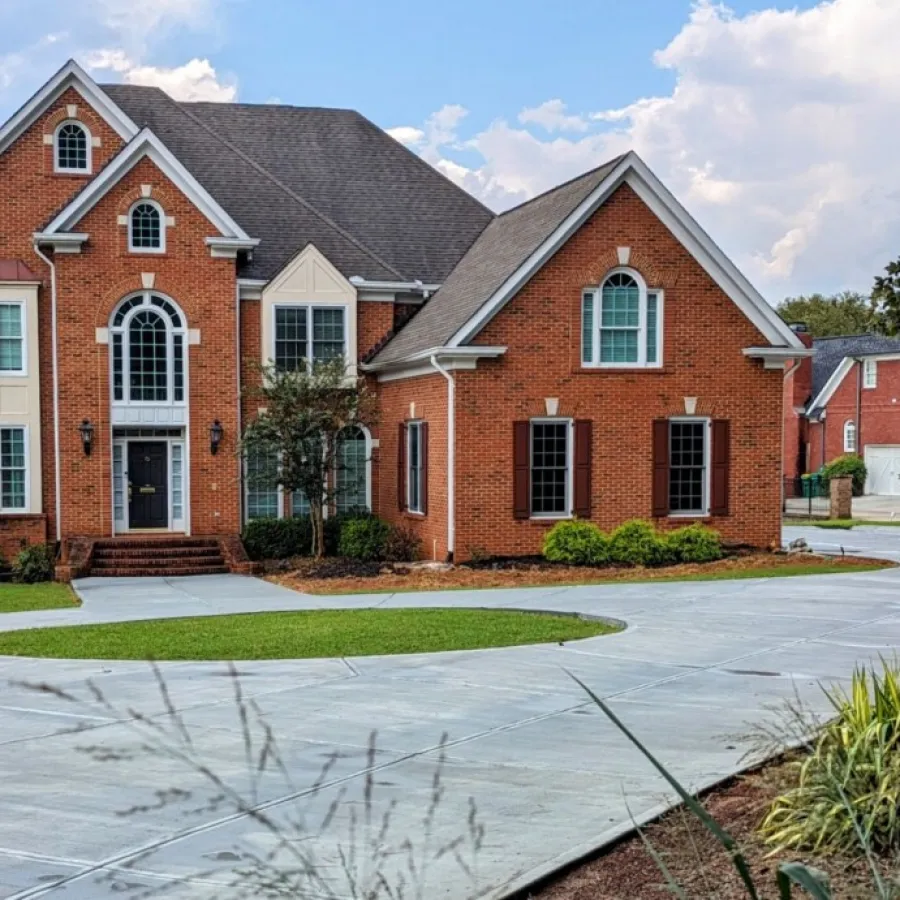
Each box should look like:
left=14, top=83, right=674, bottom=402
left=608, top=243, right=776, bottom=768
left=325, top=508, right=372, bottom=556
left=821, top=454, right=867, bottom=496
left=543, top=520, right=608, bottom=566
left=760, top=659, right=900, bottom=856
left=665, top=524, right=723, bottom=564
left=385, top=525, right=422, bottom=562
left=241, top=517, right=312, bottom=561
left=338, top=517, right=391, bottom=562
left=13, top=543, right=55, bottom=583
left=607, top=519, right=667, bottom=567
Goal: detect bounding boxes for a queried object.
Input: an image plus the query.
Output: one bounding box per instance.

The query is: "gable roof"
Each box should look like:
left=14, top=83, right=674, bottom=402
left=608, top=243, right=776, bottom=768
left=807, top=333, right=900, bottom=413
left=371, top=151, right=804, bottom=367
left=98, top=84, right=494, bottom=283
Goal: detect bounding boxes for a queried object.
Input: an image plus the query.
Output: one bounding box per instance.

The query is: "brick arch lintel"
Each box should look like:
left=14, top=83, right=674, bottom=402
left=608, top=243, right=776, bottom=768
left=94, top=276, right=189, bottom=328
left=115, top=183, right=180, bottom=217
left=575, top=248, right=665, bottom=290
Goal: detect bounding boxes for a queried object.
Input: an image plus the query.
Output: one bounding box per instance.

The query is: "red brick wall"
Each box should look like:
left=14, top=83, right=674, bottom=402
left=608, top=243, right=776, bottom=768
left=0, top=515, right=47, bottom=563
left=359, top=300, right=394, bottom=359
left=447, top=183, right=783, bottom=556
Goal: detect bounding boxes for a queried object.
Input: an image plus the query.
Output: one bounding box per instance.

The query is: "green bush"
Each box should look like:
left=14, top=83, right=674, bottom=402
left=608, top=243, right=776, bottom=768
left=760, top=659, right=900, bottom=856
left=665, top=524, right=723, bottom=564
left=13, top=543, right=55, bottom=583
left=325, top=508, right=372, bottom=556
left=821, top=454, right=867, bottom=496
left=338, top=516, right=391, bottom=561
left=543, top=520, right=608, bottom=566
left=607, top=519, right=667, bottom=567
left=241, top=517, right=312, bottom=560
left=385, top=525, right=422, bottom=562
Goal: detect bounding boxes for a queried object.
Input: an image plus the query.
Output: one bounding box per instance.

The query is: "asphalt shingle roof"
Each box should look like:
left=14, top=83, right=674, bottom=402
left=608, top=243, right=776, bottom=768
left=98, top=85, right=493, bottom=283
left=371, top=156, right=624, bottom=365
left=811, top=333, right=900, bottom=402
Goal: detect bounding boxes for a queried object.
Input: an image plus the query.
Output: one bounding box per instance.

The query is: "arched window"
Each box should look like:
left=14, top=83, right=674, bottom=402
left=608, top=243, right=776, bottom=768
left=110, top=293, right=186, bottom=404
left=55, top=121, right=90, bottom=173
left=129, top=201, right=165, bottom=253
left=335, top=425, right=370, bottom=513
left=581, top=268, right=662, bottom=368
left=844, top=420, right=857, bottom=453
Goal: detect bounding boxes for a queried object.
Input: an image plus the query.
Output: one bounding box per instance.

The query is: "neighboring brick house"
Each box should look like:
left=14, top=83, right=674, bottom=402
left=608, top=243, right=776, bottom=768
left=784, top=329, right=900, bottom=495
left=0, top=60, right=807, bottom=574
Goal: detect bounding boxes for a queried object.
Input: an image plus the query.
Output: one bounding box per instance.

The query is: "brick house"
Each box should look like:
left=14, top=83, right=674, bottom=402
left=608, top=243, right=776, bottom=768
left=0, top=60, right=807, bottom=575
left=784, top=328, right=900, bottom=494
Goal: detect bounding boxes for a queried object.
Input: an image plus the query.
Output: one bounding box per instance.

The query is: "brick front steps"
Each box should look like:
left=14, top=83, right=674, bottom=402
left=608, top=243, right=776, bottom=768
left=89, top=537, right=228, bottom=578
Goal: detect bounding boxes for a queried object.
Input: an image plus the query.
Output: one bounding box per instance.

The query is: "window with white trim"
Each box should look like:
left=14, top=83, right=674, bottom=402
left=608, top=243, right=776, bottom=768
left=407, top=421, right=425, bottom=514
left=0, top=302, right=24, bottom=373
left=336, top=425, right=369, bottom=514
left=530, top=419, right=571, bottom=517
left=582, top=270, right=661, bottom=368
left=129, top=201, right=165, bottom=253
left=844, top=420, right=857, bottom=453
left=246, top=449, right=280, bottom=519
left=669, top=419, right=709, bottom=515
left=863, top=358, right=877, bottom=389
left=0, top=427, right=27, bottom=511
left=274, top=306, right=346, bottom=371
left=55, top=121, right=90, bottom=173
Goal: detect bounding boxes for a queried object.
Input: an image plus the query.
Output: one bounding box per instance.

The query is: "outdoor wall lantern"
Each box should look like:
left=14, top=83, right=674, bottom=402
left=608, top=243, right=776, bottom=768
left=209, top=419, right=224, bottom=455
left=78, top=419, right=94, bottom=456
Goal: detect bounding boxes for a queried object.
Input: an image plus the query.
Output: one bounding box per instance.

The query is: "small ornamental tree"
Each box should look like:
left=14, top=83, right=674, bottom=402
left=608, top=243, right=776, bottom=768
left=241, top=359, right=377, bottom=558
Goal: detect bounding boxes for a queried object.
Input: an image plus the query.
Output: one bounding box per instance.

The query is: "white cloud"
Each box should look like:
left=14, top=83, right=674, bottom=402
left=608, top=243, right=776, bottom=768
left=386, top=126, right=425, bottom=146
left=390, top=0, right=900, bottom=298
left=518, top=99, right=588, bottom=133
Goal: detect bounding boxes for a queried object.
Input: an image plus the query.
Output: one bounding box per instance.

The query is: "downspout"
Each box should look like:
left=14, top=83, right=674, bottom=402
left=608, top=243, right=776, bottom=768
left=33, top=241, right=62, bottom=544
left=855, top=357, right=862, bottom=455
left=429, top=354, right=455, bottom=562
left=782, top=357, right=802, bottom=514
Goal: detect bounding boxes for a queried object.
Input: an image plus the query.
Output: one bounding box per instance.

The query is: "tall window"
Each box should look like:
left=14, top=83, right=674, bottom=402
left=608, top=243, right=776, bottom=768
left=863, top=358, right=878, bottom=389
left=246, top=449, right=280, bottom=519
left=274, top=306, right=346, bottom=371
left=669, top=419, right=708, bottom=515
left=336, top=426, right=369, bottom=514
left=530, top=420, right=570, bottom=517
left=110, top=293, right=186, bottom=404
left=844, top=420, right=857, bottom=453
left=0, top=427, right=26, bottom=511
left=581, top=270, right=662, bottom=368
left=0, top=302, right=24, bottom=373
left=129, top=201, right=165, bottom=253
left=55, top=121, right=90, bottom=173
left=407, top=421, right=425, bottom=514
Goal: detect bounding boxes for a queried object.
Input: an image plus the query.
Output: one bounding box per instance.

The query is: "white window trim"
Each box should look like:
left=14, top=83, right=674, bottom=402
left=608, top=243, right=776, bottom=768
left=109, top=292, right=188, bottom=407
left=844, top=419, right=857, bottom=453
left=582, top=268, right=663, bottom=369
left=128, top=199, right=166, bottom=255
left=863, top=358, right=877, bottom=390
left=0, top=299, right=27, bottom=377
left=668, top=416, right=711, bottom=518
left=243, top=451, right=284, bottom=523
left=272, top=304, right=349, bottom=370
left=407, top=420, right=425, bottom=515
left=0, top=424, right=29, bottom=513
left=53, top=120, right=92, bottom=174
left=335, top=424, right=372, bottom=513
left=529, top=417, right=574, bottom=520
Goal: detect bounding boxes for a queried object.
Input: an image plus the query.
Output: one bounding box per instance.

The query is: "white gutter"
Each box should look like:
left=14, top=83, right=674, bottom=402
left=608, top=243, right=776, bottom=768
left=429, top=355, right=455, bottom=562
left=348, top=277, right=442, bottom=293
left=33, top=241, right=62, bottom=542
left=236, top=279, right=244, bottom=525
left=363, top=345, right=507, bottom=373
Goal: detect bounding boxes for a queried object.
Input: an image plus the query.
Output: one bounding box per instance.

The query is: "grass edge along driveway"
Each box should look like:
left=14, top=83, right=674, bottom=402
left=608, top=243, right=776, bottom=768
left=0, top=582, right=79, bottom=614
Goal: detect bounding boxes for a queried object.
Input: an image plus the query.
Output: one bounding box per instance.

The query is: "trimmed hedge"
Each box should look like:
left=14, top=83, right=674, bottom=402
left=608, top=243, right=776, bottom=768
left=664, top=524, right=723, bottom=564
left=13, top=543, right=55, bottom=583
left=821, top=454, right=867, bottom=496
left=242, top=517, right=312, bottom=561
left=339, top=517, right=391, bottom=561
left=607, top=520, right=668, bottom=567
left=543, top=520, right=608, bottom=566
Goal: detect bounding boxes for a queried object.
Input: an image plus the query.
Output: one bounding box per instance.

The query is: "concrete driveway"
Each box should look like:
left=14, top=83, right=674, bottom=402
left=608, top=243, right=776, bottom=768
left=2, top=540, right=900, bottom=898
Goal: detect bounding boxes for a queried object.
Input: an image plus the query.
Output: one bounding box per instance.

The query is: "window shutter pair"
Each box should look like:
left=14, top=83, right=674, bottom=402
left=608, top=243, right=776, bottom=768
left=651, top=419, right=730, bottom=516
left=397, top=422, right=428, bottom=514
left=512, top=420, right=592, bottom=519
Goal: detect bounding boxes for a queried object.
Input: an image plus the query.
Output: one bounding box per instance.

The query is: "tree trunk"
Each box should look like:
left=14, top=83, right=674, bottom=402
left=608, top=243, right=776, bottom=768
left=310, top=503, right=325, bottom=558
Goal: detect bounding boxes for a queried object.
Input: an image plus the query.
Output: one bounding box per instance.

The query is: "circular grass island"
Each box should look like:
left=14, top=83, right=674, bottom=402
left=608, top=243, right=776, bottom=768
left=0, top=607, right=622, bottom=660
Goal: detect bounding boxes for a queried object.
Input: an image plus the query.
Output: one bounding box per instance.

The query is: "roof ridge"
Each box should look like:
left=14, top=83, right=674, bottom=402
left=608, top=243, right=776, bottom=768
left=497, top=154, right=626, bottom=219
left=153, top=91, right=407, bottom=280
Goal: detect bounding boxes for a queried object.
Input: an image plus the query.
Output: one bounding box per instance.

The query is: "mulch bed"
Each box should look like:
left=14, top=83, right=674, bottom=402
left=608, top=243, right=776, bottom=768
left=266, top=552, right=887, bottom=596
left=528, top=755, right=895, bottom=899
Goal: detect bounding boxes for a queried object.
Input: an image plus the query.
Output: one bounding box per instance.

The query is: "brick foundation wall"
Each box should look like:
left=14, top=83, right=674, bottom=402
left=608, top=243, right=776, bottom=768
left=0, top=515, right=47, bottom=563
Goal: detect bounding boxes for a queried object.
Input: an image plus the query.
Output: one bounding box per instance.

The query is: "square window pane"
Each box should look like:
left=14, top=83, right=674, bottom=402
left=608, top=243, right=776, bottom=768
left=275, top=307, right=308, bottom=371
left=530, top=422, right=568, bottom=515
left=312, top=308, right=345, bottom=364
left=599, top=329, right=639, bottom=363
left=669, top=421, right=706, bottom=513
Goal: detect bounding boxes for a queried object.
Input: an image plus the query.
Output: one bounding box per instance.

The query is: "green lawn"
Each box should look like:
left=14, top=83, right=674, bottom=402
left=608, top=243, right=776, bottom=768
left=0, top=582, right=78, bottom=613
left=0, top=607, right=620, bottom=660
left=784, top=518, right=900, bottom=529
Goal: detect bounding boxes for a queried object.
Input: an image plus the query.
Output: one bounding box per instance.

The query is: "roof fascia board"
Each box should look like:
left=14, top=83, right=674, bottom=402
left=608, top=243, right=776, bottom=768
left=364, top=345, right=507, bottom=374
left=43, top=128, right=253, bottom=241
left=809, top=356, right=855, bottom=411
left=0, top=59, right=138, bottom=154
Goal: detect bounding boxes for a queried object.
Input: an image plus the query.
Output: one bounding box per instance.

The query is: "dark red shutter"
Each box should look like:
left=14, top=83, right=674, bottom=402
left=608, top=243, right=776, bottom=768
left=573, top=420, right=592, bottom=518
left=420, top=422, right=429, bottom=516
left=513, top=421, right=530, bottom=519
left=652, top=419, right=670, bottom=517
left=711, top=419, right=730, bottom=516
left=397, top=422, right=407, bottom=511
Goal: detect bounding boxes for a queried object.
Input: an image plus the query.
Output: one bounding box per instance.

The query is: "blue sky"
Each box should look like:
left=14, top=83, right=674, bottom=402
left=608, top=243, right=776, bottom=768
left=1, top=0, right=897, bottom=301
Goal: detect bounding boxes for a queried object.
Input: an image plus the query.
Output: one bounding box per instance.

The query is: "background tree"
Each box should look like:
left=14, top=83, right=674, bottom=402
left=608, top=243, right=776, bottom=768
left=776, top=291, right=874, bottom=338
left=871, top=257, right=900, bottom=335
left=242, top=359, right=377, bottom=557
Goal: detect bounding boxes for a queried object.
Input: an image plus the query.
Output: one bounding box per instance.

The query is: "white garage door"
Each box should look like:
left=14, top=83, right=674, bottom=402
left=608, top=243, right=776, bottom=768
left=865, top=446, right=900, bottom=495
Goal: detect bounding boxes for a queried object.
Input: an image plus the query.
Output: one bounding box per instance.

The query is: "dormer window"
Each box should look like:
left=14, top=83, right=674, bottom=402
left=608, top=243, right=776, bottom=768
left=129, top=201, right=165, bottom=253
left=54, top=121, right=90, bottom=173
